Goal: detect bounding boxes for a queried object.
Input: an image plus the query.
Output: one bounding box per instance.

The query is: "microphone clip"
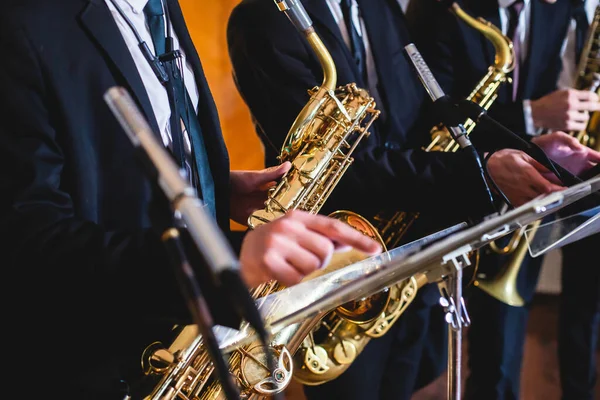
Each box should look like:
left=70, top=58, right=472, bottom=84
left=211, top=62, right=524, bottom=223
left=138, top=42, right=170, bottom=84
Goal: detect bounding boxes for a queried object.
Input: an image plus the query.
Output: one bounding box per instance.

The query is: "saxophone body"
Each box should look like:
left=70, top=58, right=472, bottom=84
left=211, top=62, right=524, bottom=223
left=570, top=5, right=600, bottom=151
left=139, top=0, right=387, bottom=397
left=293, top=0, right=516, bottom=386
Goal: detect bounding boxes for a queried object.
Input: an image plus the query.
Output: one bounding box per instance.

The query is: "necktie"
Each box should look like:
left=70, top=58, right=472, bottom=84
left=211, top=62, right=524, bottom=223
left=143, top=0, right=166, bottom=56
left=143, top=0, right=216, bottom=217
left=507, top=0, right=524, bottom=101
left=572, top=0, right=590, bottom=65
left=339, top=0, right=368, bottom=85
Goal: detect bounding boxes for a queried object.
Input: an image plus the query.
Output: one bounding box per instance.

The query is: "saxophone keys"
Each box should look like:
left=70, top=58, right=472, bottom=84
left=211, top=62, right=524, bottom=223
left=141, top=341, right=175, bottom=375
left=304, top=345, right=330, bottom=375
left=333, top=340, right=357, bottom=365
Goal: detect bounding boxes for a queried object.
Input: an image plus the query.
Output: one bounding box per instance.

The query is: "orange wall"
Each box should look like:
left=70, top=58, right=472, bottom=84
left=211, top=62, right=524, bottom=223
left=180, top=1, right=266, bottom=230
left=179, top=0, right=265, bottom=172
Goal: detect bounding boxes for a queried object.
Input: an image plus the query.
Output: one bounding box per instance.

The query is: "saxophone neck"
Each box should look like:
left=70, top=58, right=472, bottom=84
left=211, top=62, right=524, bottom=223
left=575, top=5, right=600, bottom=89
left=449, top=2, right=515, bottom=75
left=274, top=0, right=337, bottom=91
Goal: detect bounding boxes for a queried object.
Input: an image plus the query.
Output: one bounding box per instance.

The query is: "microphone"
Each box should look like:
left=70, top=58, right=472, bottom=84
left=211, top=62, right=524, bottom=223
left=404, top=43, right=497, bottom=217
left=103, top=86, right=271, bottom=353
left=404, top=44, right=472, bottom=149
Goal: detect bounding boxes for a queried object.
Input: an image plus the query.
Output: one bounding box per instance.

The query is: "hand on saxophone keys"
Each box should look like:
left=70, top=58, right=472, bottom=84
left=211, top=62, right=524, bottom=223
left=239, top=210, right=383, bottom=287
left=530, top=89, right=600, bottom=132
left=229, top=161, right=293, bottom=225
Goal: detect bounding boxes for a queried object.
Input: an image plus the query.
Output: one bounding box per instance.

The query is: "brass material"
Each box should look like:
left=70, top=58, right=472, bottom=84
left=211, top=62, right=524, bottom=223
left=161, top=228, right=180, bottom=241
left=474, top=221, right=542, bottom=307
left=570, top=5, right=600, bottom=151
left=425, top=3, right=515, bottom=153
left=480, top=6, right=600, bottom=307
left=139, top=4, right=392, bottom=396
left=361, top=1, right=515, bottom=333
left=294, top=2, right=516, bottom=385
left=138, top=2, right=520, bottom=396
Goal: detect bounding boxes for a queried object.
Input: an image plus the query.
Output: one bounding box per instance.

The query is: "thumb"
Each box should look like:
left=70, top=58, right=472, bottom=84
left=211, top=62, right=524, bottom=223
left=257, top=161, right=292, bottom=184
left=586, top=148, right=600, bottom=164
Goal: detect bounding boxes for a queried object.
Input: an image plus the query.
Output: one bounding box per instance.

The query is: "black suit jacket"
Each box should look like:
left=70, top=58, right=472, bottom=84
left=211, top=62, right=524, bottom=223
left=407, top=0, right=572, bottom=142
left=227, top=0, right=496, bottom=225
left=0, top=0, right=238, bottom=396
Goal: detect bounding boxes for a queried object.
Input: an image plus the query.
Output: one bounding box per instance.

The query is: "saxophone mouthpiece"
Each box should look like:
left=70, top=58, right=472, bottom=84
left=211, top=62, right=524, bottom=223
left=436, top=0, right=456, bottom=8
left=274, top=0, right=314, bottom=34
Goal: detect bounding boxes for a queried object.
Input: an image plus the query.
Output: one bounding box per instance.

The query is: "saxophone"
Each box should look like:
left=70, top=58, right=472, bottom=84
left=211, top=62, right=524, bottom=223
left=292, top=0, right=516, bottom=386
left=570, top=4, right=600, bottom=151
left=138, top=0, right=388, bottom=397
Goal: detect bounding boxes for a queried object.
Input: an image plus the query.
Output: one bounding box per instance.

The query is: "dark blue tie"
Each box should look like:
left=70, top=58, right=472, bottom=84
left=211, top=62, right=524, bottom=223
left=339, top=0, right=368, bottom=85
left=144, top=0, right=166, bottom=56
left=143, top=0, right=216, bottom=217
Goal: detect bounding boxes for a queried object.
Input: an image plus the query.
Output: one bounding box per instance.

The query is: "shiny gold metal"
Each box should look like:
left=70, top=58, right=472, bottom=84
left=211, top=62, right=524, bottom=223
left=570, top=5, right=600, bottom=152
left=474, top=220, right=542, bottom=307
left=365, top=1, right=516, bottom=316
left=425, top=2, right=515, bottom=153
left=138, top=5, right=392, bottom=397
left=479, top=6, right=600, bottom=307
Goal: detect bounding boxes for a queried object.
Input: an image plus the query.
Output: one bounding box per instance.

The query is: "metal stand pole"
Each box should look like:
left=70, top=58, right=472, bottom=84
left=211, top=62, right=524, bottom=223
left=438, top=254, right=471, bottom=400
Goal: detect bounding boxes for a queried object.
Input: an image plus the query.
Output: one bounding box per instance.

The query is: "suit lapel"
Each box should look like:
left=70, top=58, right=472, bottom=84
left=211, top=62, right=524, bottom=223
left=79, top=0, right=161, bottom=137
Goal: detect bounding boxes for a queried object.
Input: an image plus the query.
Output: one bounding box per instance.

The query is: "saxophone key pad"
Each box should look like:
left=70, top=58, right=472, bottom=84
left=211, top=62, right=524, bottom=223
left=333, top=340, right=357, bottom=365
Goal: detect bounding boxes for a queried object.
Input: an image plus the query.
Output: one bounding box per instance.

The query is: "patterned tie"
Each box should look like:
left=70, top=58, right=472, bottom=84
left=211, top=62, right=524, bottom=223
left=572, top=0, right=590, bottom=65
left=339, top=0, right=368, bottom=85
left=507, top=0, right=524, bottom=101
left=143, top=0, right=216, bottom=217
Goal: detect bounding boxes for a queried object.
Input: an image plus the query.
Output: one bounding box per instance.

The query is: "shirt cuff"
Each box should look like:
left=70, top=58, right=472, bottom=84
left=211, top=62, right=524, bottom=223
left=523, top=100, right=542, bottom=136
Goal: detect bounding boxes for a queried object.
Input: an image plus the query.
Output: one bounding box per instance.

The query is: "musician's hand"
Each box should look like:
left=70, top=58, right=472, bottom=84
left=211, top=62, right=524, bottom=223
left=531, top=131, right=600, bottom=177
left=486, top=149, right=565, bottom=207
left=239, top=210, right=383, bottom=287
left=530, top=89, right=600, bottom=132
left=229, top=162, right=292, bottom=225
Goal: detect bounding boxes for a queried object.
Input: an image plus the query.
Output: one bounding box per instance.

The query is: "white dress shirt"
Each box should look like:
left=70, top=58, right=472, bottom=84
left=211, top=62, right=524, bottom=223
left=497, top=0, right=539, bottom=134
left=105, top=0, right=198, bottom=153
left=557, top=0, right=598, bottom=89
left=398, top=0, right=411, bottom=13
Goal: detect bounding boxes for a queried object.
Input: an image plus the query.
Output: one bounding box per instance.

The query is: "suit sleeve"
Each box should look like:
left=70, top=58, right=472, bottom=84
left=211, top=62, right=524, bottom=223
left=227, top=4, right=496, bottom=220
left=0, top=24, right=240, bottom=332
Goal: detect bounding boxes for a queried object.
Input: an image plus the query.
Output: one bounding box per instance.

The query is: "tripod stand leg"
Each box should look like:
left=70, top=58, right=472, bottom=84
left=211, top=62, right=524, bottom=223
left=438, top=259, right=471, bottom=400
left=447, top=269, right=462, bottom=400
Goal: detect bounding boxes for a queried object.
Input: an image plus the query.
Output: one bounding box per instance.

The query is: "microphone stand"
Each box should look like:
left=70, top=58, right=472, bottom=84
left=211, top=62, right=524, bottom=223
left=104, top=87, right=251, bottom=400
left=403, top=43, right=494, bottom=400
left=159, top=224, right=241, bottom=400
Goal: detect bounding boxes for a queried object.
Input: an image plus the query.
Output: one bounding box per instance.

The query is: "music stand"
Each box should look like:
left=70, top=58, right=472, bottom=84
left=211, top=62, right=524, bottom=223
left=215, top=175, right=600, bottom=399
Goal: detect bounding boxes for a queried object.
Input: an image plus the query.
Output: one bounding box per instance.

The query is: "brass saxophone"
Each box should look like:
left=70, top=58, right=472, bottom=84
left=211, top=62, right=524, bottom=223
left=138, top=0, right=388, bottom=397
left=476, top=4, right=600, bottom=307
left=570, top=4, right=600, bottom=151
left=292, top=0, right=516, bottom=386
